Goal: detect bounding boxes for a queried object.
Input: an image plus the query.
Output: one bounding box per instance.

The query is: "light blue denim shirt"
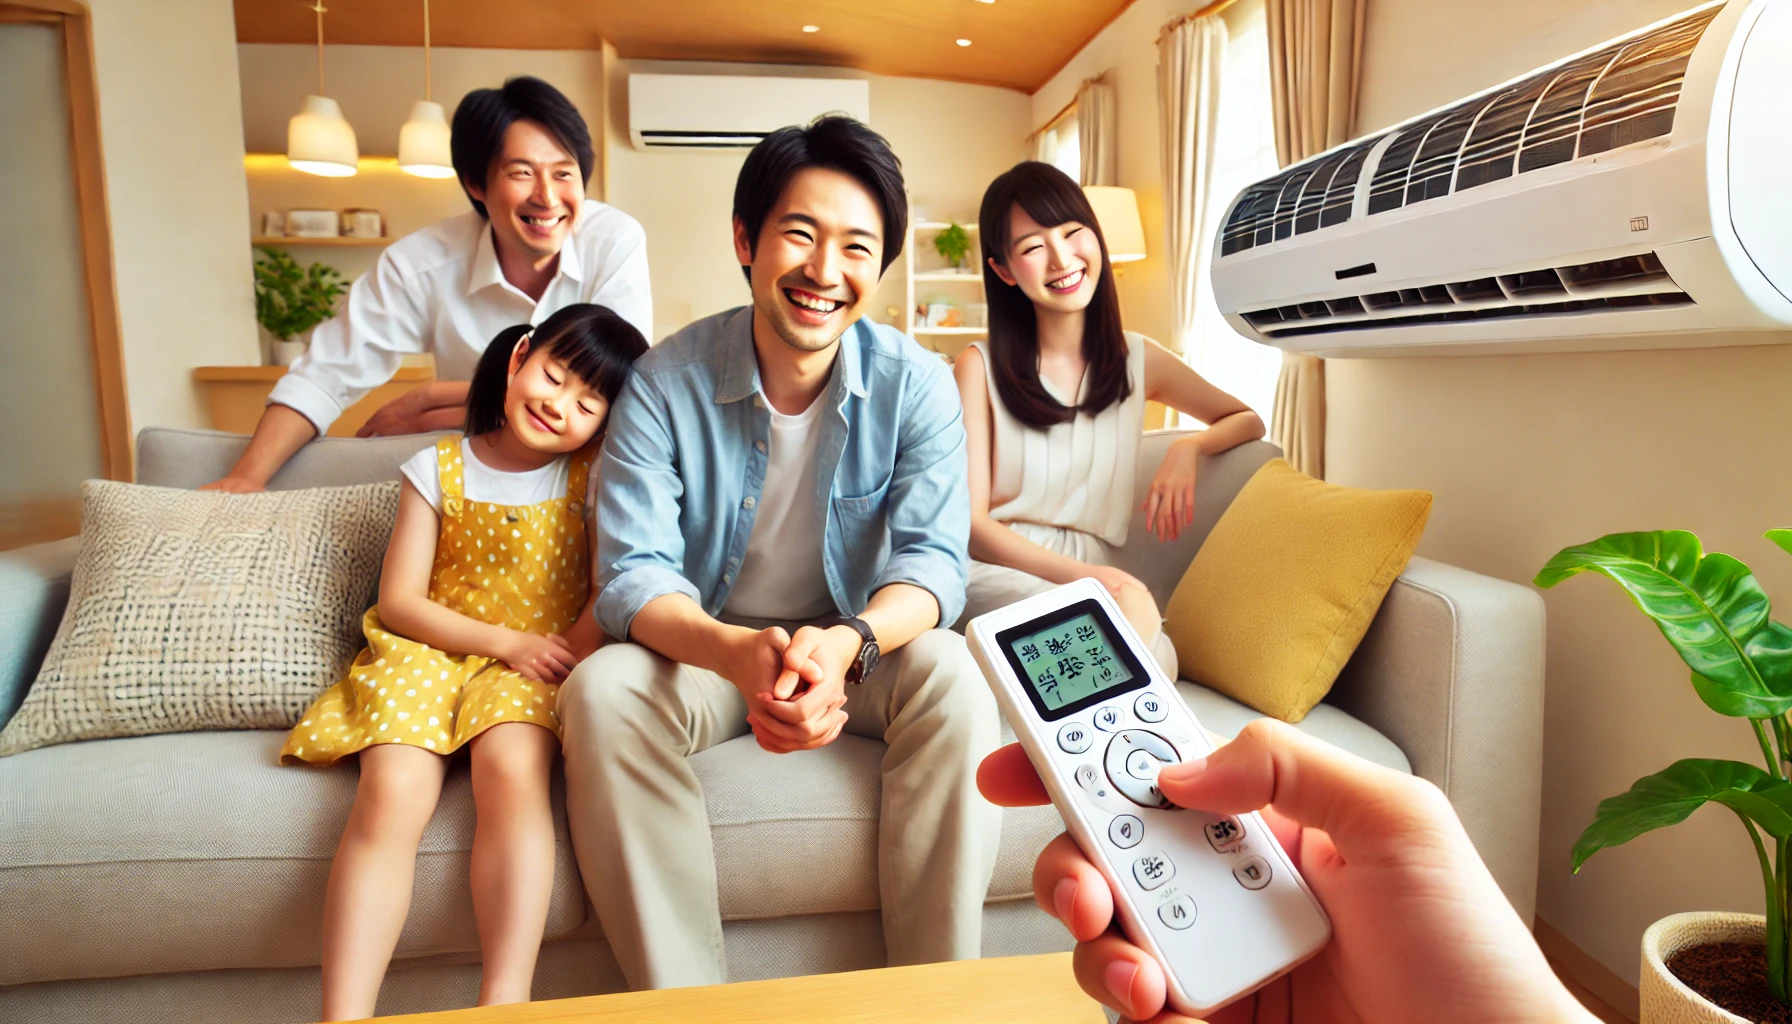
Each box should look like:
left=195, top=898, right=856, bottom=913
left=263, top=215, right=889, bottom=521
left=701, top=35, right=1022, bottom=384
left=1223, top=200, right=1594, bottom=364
left=595, top=306, right=970, bottom=640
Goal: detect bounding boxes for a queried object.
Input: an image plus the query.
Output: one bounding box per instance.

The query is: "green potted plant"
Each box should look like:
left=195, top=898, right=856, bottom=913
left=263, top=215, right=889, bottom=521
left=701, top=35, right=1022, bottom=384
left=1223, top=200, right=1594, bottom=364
left=1536, top=529, right=1792, bottom=1023
left=254, top=246, right=345, bottom=366
left=933, top=222, right=972, bottom=272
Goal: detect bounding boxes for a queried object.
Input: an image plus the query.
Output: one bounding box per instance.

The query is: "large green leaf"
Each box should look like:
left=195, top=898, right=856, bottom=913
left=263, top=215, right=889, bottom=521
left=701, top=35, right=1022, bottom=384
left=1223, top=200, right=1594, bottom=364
left=1573, top=759, right=1792, bottom=872
left=1536, top=531, right=1792, bottom=717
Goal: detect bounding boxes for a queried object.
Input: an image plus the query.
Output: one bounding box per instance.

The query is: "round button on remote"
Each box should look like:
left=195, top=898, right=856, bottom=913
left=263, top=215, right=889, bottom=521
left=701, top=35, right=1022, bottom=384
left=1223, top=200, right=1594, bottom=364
left=1057, top=722, right=1092, bottom=754
left=1108, top=814, right=1143, bottom=849
left=1234, top=855, right=1272, bottom=890
left=1092, top=706, right=1123, bottom=732
left=1125, top=748, right=1165, bottom=781
left=1157, top=895, right=1197, bottom=930
left=1134, top=692, right=1168, bottom=723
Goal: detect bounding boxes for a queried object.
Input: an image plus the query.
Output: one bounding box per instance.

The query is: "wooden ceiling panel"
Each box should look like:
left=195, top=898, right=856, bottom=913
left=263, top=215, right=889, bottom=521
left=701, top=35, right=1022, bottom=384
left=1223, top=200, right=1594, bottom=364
left=233, top=0, right=1134, bottom=93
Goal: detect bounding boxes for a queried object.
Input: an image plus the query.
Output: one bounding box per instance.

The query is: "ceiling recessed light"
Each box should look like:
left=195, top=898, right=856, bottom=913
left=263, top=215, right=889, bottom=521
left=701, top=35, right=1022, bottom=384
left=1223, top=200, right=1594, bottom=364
left=956, top=38, right=972, bottom=46
left=974, top=0, right=995, bottom=4
left=802, top=24, right=819, bottom=32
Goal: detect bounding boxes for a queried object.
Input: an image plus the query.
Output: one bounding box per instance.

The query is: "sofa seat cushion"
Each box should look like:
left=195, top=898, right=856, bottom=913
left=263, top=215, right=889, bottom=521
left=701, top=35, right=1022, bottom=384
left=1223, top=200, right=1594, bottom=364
left=1177, top=681, right=1411, bottom=774
left=0, top=729, right=1063, bottom=987
left=0, top=730, right=587, bottom=986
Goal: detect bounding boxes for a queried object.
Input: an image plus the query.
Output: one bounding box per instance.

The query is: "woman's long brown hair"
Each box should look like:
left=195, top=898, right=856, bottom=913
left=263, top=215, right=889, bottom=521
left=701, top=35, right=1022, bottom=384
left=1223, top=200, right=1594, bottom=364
left=977, top=161, right=1131, bottom=430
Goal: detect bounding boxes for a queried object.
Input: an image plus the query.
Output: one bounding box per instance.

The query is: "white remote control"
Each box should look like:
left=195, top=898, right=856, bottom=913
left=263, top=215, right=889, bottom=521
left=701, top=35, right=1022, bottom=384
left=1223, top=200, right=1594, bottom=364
left=968, top=578, right=1331, bottom=1016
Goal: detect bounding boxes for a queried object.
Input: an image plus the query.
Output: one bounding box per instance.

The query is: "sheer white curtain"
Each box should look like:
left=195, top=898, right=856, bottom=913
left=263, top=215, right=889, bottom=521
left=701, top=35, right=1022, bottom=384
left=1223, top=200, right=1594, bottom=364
left=1181, top=2, right=1281, bottom=426
left=1078, top=75, right=1116, bottom=186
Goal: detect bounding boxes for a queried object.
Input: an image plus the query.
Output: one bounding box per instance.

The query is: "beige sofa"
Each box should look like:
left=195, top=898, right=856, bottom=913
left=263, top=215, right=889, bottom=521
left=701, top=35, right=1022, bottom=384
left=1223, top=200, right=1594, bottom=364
left=0, top=427, right=1545, bottom=1022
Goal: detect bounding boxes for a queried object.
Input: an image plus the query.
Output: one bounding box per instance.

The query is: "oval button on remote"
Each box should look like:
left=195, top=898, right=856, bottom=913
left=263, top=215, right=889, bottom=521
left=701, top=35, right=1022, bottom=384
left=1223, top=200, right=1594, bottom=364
left=1157, top=895, right=1197, bottom=930
left=1057, top=723, right=1092, bottom=754
left=1234, top=855, right=1272, bottom=890
left=1134, top=692, right=1167, bottom=723
left=1108, top=814, right=1143, bottom=849
left=1092, top=706, right=1123, bottom=732
left=1125, top=748, right=1163, bottom=781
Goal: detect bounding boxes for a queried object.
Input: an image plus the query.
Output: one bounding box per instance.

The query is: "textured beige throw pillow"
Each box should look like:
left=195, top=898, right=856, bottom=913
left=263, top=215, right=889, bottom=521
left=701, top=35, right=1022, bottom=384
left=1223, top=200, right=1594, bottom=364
left=0, top=480, right=399, bottom=756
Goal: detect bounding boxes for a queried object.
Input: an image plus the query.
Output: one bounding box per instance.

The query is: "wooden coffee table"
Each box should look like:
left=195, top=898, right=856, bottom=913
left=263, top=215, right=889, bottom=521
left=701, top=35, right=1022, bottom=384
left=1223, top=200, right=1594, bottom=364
left=363, top=952, right=1104, bottom=1023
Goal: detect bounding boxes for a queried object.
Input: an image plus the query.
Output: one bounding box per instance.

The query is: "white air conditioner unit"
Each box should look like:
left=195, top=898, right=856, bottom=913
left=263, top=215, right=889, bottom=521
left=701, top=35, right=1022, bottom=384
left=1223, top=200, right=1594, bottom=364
left=1210, top=0, right=1791, bottom=356
left=628, top=73, right=871, bottom=152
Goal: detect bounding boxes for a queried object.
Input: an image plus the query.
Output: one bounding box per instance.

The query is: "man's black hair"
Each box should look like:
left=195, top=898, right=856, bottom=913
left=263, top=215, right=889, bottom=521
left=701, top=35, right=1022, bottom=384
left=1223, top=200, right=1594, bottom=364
left=451, top=76, right=594, bottom=219
left=732, top=115, right=907, bottom=284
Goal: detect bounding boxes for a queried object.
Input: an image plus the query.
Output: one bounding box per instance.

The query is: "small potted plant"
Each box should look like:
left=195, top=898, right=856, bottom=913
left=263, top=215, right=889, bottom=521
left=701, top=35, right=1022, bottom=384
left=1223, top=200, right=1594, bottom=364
left=254, top=246, right=345, bottom=366
left=1536, top=529, right=1792, bottom=1023
left=933, top=222, right=972, bottom=272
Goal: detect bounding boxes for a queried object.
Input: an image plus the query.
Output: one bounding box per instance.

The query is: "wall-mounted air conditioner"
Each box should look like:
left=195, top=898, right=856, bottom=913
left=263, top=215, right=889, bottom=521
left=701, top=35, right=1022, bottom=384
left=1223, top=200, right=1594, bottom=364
left=627, top=73, right=871, bottom=152
left=1209, top=0, right=1791, bottom=356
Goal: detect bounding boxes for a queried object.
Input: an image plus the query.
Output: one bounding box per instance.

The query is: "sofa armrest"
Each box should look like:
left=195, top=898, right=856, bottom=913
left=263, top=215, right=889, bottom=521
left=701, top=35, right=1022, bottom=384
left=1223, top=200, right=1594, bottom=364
left=0, top=537, right=81, bottom=730
left=1325, top=555, right=1546, bottom=924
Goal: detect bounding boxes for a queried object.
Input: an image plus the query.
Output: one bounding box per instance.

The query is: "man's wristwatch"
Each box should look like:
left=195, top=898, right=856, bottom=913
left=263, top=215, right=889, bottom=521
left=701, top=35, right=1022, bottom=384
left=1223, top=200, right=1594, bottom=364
left=834, top=616, right=880, bottom=685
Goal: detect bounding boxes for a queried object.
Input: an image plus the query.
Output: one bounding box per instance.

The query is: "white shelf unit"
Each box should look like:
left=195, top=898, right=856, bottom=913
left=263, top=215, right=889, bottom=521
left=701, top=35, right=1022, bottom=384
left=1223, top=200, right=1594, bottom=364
left=904, top=219, right=985, bottom=360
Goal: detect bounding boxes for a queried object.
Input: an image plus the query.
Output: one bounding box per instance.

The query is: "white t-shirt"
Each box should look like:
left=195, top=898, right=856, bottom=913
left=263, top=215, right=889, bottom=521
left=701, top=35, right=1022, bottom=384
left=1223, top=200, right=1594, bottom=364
left=721, top=391, right=834, bottom=622
left=399, top=437, right=599, bottom=514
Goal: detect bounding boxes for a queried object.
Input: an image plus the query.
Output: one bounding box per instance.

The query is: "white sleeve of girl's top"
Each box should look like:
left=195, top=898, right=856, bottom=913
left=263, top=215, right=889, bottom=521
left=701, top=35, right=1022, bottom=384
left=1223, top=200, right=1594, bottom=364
left=398, top=446, right=444, bottom=514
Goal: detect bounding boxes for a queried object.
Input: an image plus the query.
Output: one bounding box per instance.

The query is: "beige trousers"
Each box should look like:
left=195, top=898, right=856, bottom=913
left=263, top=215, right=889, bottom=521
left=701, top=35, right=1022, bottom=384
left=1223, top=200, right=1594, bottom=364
left=557, top=628, right=1003, bottom=990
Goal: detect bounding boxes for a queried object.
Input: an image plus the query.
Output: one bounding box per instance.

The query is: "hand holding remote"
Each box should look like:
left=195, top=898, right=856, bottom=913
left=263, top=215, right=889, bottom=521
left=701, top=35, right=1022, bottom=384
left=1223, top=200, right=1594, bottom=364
left=979, top=718, right=1595, bottom=1024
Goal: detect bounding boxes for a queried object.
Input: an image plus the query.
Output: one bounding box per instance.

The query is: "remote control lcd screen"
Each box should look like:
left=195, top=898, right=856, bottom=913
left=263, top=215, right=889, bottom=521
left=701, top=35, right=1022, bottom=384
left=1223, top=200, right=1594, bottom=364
left=1010, top=611, right=1134, bottom=711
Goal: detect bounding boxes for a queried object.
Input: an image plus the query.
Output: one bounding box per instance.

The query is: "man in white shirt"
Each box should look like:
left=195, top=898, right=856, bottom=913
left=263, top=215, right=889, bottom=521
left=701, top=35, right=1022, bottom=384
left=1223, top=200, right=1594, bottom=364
left=206, top=76, right=651, bottom=492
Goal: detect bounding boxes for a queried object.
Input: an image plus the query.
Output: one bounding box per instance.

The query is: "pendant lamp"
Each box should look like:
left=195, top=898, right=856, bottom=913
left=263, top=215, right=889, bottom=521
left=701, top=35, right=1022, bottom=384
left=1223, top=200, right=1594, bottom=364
left=398, top=0, right=454, bottom=178
left=287, top=1, right=358, bottom=177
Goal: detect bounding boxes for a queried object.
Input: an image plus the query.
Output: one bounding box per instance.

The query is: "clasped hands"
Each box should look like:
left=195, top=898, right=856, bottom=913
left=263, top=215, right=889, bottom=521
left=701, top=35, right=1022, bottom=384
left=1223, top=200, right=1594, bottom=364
left=731, top=624, right=858, bottom=753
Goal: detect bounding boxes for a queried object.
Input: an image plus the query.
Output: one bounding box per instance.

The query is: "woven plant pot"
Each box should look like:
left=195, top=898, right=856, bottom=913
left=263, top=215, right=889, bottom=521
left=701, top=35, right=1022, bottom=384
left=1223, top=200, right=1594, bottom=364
left=1641, top=912, right=1763, bottom=1023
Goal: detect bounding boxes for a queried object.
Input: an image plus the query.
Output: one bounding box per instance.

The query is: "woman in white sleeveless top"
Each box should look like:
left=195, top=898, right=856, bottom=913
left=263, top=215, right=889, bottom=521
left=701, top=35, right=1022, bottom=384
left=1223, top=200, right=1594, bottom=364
left=955, top=162, right=1266, bottom=675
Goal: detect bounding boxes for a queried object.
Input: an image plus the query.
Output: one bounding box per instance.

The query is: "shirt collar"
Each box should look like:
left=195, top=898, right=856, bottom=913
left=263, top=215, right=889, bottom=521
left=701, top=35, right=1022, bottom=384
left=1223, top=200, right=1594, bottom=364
left=713, top=310, right=871, bottom=405
left=464, top=202, right=587, bottom=299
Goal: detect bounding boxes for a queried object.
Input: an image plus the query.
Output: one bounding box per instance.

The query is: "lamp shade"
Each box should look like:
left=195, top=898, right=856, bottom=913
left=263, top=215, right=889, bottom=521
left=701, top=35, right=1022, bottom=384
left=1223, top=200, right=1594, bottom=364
left=287, top=95, right=358, bottom=177
left=1083, top=185, right=1146, bottom=263
left=398, top=100, right=455, bottom=178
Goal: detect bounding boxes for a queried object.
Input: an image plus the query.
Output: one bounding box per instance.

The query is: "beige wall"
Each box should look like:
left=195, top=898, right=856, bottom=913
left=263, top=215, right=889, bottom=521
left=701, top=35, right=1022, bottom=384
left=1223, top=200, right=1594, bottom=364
left=1335, top=0, right=1792, bottom=988
left=89, top=0, right=259, bottom=432
left=604, top=59, right=1030, bottom=340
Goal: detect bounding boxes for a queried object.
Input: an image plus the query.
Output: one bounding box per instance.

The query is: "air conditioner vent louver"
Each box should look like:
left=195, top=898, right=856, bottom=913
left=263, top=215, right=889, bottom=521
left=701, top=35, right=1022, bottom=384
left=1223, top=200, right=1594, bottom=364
left=638, top=130, right=768, bottom=149
left=1346, top=3, right=1723, bottom=217
left=1219, top=135, right=1383, bottom=256
left=1236, top=251, right=1691, bottom=337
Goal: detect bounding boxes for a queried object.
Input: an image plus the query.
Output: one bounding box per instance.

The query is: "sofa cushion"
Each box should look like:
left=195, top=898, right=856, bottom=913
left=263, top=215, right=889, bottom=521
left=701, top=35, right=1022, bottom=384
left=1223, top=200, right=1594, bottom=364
left=0, top=728, right=1061, bottom=987
left=1176, top=680, right=1411, bottom=774
left=0, top=481, right=399, bottom=757
left=1163, top=459, right=1431, bottom=722
left=0, top=730, right=587, bottom=987
left=136, top=427, right=432, bottom=491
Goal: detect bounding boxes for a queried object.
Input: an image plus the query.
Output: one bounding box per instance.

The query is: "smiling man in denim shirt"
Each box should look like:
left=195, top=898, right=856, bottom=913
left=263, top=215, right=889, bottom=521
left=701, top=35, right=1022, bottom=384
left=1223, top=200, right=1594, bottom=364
left=557, top=116, right=1002, bottom=991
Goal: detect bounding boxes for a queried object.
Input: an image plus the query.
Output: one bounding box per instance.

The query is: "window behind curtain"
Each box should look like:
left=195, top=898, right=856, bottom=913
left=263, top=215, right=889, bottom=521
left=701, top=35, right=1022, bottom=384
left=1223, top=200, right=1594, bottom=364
left=1039, top=114, right=1081, bottom=182
left=1184, top=1, right=1281, bottom=428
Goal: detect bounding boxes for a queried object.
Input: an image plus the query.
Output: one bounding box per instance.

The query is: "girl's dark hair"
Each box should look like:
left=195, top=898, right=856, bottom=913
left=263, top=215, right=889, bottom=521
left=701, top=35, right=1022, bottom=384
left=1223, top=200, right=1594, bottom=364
left=464, top=304, right=649, bottom=437
left=733, top=115, right=908, bottom=284
left=978, top=161, right=1130, bottom=430
left=451, top=76, right=594, bottom=220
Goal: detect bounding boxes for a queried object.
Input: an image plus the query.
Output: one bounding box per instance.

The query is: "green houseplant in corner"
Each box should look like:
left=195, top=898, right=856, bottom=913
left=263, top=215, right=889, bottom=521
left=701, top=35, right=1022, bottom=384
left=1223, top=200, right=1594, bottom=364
left=1537, top=529, right=1792, bottom=1023
left=254, top=246, right=344, bottom=366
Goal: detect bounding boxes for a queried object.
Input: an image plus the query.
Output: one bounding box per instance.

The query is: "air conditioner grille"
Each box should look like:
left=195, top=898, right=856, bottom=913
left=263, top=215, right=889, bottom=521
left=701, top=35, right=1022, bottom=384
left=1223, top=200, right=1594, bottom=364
left=1579, top=6, right=1719, bottom=157
left=1453, top=76, right=1553, bottom=192
left=1367, top=113, right=1444, bottom=215
left=1237, top=251, right=1687, bottom=336
left=1517, top=51, right=1619, bottom=174
left=1407, top=102, right=1486, bottom=205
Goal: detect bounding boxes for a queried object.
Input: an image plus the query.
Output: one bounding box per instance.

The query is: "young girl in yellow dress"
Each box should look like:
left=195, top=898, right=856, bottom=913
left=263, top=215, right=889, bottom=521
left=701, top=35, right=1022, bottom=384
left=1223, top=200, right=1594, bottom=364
left=282, top=303, right=647, bottom=1020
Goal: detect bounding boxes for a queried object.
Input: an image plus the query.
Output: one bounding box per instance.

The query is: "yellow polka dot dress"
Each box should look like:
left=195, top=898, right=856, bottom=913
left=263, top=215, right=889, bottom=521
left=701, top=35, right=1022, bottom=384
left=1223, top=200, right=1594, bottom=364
left=282, top=437, right=593, bottom=765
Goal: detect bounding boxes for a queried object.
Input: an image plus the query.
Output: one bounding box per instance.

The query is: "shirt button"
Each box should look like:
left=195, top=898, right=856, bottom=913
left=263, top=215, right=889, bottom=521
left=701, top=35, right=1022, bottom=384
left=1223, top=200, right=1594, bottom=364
left=723, top=573, right=733, bottom=584
left=742, top=496, right=756, bottom=510
left=754, top=441, right=767, bottom=454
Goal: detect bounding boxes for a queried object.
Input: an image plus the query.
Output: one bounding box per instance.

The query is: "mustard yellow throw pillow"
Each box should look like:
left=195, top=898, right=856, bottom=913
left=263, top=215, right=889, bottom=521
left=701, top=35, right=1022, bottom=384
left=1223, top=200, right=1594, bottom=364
left=1163, top=459, right=1431, bottom=723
